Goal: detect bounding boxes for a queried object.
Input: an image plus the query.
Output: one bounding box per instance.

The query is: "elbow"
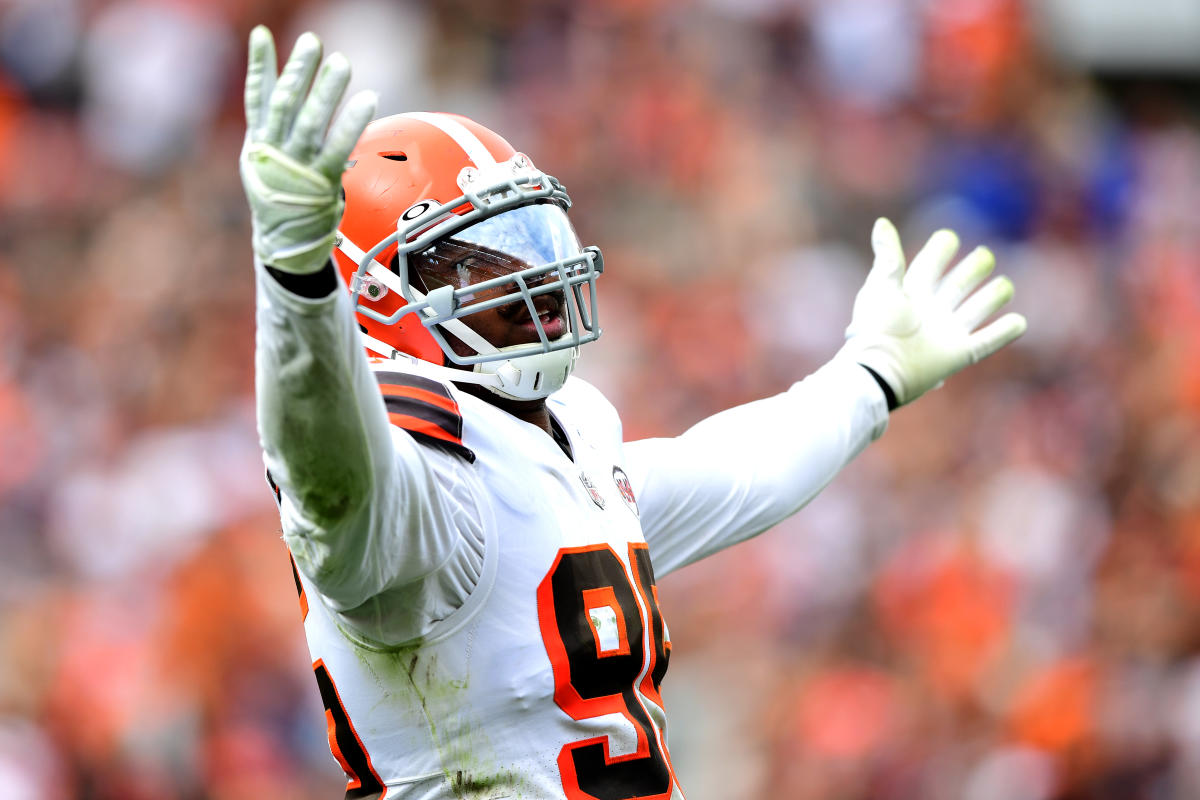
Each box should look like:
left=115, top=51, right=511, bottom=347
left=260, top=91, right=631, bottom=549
left=283, top=478, right=373, bottom=604
left=288, top=465, right=372, bottom=530
left=300, top=490, right=367, bottom=530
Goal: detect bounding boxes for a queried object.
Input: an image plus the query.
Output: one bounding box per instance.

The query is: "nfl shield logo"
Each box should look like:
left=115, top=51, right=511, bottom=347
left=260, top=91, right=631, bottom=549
left=579, top=472, right=605, bottom=509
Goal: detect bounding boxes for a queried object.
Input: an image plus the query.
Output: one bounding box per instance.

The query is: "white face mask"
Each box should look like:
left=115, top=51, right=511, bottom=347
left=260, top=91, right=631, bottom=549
left=341, top=157, right=604, bottom=400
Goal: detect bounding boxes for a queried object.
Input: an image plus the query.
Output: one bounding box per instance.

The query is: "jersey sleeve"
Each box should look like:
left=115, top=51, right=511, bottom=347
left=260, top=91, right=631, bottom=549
left=623, top=357, right=888, bottom=577
left=255, top=261, right=485, bottom=642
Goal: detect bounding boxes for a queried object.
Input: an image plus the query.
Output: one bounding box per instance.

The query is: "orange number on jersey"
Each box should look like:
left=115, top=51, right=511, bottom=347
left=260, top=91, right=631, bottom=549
left=537, top=544, right=679, bottom=800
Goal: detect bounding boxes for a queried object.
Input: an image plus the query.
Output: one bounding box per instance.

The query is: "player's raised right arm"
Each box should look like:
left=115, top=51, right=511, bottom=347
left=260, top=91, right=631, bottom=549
left=243, top=28, right=482, bottom=628
left=241, top=26, right=374, bottom=275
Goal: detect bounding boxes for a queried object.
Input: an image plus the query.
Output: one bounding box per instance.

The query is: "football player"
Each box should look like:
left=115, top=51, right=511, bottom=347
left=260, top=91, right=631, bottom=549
left=242, top=26, right=1026, bottom=800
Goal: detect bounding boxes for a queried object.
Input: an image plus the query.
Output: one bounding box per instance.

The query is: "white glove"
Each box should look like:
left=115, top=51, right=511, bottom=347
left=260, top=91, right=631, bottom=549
left=838, top=218, right=1027, bottom=408
left=240, top=26, right=376, bottom=274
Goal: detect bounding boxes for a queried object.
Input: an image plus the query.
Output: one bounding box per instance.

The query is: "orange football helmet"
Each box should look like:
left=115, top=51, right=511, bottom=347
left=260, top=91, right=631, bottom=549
left=332, top=112, right=603, bottom=400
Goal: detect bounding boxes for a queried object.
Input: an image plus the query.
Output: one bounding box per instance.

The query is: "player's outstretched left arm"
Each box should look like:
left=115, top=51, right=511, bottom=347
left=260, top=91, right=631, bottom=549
left=626, top=219, right=1026, bottom=576
left=837, top=217, right=1027, bottom=409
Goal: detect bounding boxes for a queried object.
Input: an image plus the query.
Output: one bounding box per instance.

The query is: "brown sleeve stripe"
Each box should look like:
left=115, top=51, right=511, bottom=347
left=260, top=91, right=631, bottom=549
left=378, top=383, right=460, bottom=416
left=384, top=405, right=462, bottom=445
left=374, top=370, right=476, bottom=462
left=381, top=392, right=463, bottom=444
left=374, top=370, right=455, bottom=399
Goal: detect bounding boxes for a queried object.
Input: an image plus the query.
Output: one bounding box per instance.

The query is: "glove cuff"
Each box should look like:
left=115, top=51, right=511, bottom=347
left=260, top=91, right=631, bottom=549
left=860, top=365, right=899, bottom=411
left=266, top=260, right=339, bottom=299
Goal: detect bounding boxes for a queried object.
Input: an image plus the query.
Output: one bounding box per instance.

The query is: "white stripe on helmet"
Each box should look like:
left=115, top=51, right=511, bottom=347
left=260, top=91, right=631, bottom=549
left=403, top=112, right=499, bottom=167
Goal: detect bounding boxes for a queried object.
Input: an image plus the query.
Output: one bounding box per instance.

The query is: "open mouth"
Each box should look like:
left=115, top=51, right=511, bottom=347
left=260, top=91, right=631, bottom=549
left=502, top=292, right=567, bottom=341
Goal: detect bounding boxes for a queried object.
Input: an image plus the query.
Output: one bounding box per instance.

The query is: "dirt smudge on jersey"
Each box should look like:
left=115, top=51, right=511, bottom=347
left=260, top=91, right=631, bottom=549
left=354, top=643, right=529, bottom=796
left=451, top=767, right=521, bottom=798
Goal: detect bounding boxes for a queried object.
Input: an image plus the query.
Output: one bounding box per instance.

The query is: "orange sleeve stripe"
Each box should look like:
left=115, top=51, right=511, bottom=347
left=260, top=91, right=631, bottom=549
left=387, top=413, right=463, bottom=445
left=378, top=383, right=461, bottom=415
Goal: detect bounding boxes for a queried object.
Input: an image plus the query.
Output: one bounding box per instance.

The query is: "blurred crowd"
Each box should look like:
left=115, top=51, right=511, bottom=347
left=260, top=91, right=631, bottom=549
left=1, top=0, right=1198, bottom=798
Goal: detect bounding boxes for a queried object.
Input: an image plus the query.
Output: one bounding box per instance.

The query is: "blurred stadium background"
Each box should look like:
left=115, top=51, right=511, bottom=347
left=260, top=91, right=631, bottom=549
left=1, top=0, right=1199, bottom=798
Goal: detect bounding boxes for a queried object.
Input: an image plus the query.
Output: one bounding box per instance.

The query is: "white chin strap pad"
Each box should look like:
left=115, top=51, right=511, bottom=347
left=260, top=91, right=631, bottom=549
left=476, top=347, right=578, bottom=400
left=359, top=331, right=578, bottom=402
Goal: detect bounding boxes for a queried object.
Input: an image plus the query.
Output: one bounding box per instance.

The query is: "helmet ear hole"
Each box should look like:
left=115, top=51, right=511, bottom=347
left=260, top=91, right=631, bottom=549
left=381, top=152, right=407, bottom=161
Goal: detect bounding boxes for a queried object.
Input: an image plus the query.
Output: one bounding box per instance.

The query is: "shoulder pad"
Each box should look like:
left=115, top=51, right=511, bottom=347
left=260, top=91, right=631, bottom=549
left=374, top=371, right=476, bottom=463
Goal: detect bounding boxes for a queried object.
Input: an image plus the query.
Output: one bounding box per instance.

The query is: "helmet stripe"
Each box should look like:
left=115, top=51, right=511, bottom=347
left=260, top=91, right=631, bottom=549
left=403, top=112, right=498, bottom=168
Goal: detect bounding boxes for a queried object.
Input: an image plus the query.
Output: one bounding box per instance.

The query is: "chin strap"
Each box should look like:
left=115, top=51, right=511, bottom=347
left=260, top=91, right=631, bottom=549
left=474, top=346, right=578, bottom=399
left=359, top=332, right=576, bottom=401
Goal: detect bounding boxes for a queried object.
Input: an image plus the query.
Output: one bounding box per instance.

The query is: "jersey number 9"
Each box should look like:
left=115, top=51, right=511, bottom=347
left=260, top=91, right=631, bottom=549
left=537, top=543, right=679, bottom=800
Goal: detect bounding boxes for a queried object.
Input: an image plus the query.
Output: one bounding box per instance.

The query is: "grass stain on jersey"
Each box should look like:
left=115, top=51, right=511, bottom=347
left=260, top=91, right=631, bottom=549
left=354, top=642, right=531, bottom=797
left=451, top=768, right=521, bottom=799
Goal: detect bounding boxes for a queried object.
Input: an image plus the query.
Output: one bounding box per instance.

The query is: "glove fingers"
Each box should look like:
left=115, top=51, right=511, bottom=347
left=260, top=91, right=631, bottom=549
left=313, top=89, right=377, bottom=180
left=936, top=246, right=995, bottom=309
left=244, top=25, right=277, bottom=136
left=286, top=52, right=352, bottom=162
left=868, top=217, right=906, bottom=287
left=265, top=32, right=323, bottom=146
left=955, top=275, right=1014, bottom=331
left=904, top=228, right=959, bottom=297
left=967, top=312, right=1027, bottom=363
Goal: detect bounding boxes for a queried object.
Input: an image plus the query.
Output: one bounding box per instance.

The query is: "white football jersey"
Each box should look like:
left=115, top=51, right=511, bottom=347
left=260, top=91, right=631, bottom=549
left=254, top=262, right=888, bottom=799
left=287, top=369, right=684, bottom=799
